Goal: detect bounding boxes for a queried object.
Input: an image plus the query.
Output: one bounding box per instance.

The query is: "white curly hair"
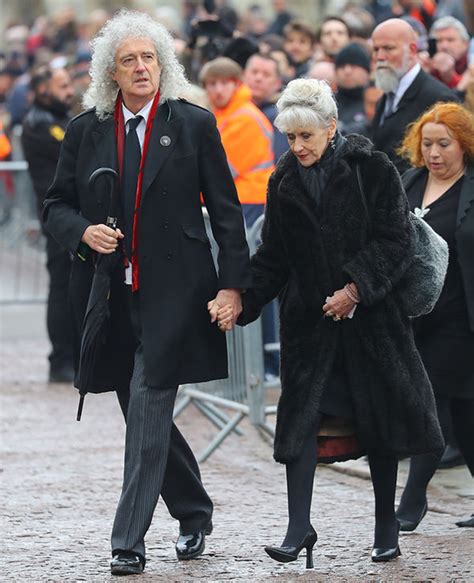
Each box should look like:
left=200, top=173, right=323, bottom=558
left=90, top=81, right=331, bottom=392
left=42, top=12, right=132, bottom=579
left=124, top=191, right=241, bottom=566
left=83, top=9, right=190, bottom=120
left=275, top=78, right=338, bottom=133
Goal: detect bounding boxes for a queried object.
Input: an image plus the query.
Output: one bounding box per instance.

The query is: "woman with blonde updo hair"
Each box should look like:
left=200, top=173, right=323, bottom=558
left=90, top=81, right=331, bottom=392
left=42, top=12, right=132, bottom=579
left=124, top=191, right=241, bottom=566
left=396, top=102, right=474, bottom=531
left=219, top=78, right=445, bottom=566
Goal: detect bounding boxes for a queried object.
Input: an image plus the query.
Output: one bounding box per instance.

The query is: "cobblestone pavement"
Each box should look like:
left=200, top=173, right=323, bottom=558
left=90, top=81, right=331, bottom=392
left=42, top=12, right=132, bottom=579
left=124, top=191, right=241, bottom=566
left=1, top=333, right=473, bottom=582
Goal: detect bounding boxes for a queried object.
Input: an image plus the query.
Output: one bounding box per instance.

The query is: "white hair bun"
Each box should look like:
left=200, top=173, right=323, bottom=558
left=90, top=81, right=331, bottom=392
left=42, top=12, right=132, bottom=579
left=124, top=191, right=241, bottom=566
left=277, top=79, right=334, bottom=112
left=275, top=78, right=338, bottom=132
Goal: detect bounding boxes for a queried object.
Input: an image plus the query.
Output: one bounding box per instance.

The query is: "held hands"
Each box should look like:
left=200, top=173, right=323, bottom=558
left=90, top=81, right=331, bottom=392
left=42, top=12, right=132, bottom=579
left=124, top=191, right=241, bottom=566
left=207, top=289, right=242, bottom=332
left=323, top=287, right=357, bottom=321
left=82, top=224, right=124, bottom=254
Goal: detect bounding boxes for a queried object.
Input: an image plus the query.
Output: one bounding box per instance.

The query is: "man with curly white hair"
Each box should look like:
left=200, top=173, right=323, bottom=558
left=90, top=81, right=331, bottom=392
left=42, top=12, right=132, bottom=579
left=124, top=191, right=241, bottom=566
left=44, top=9, right=251, bottom=575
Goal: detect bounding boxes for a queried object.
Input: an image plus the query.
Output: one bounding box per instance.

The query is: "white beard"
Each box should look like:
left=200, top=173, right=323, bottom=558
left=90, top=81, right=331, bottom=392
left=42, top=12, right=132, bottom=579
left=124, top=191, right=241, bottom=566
left=374, top=67, right=399, bottom=93
left=375, top=48, right=411, bottom=93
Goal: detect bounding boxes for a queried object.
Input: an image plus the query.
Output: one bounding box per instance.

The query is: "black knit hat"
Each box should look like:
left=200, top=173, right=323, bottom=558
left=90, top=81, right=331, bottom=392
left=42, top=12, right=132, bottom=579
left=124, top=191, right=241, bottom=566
left=335, top=43, right=371, bottom=72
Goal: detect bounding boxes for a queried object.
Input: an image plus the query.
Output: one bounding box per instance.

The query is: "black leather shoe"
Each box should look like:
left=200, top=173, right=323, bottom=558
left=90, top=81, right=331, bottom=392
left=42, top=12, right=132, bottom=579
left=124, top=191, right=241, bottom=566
left=397, top=502, right=428, bottom=532
left=371, top=545, right=401, bottom=562
left=110, top=551, right=145, bottom=575
left=438, top=445, right=465, bottom=469
left=264, top=527, right=318, bottom=569
left=175, top=521, right=212, bottom=560
left=455, top=514, right=474, bottom=527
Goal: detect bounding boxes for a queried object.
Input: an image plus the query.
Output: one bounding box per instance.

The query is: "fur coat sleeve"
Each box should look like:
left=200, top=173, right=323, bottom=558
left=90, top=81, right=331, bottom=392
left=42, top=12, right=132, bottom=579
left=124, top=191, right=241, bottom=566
left=342, top=153, right=415, bottom=305
left=239, top=173, right=289, bottom=325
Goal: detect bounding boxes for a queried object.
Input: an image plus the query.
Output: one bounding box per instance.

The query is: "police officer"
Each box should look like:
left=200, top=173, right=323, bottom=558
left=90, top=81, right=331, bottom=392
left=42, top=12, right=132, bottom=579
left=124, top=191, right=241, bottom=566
left=22, top=65, right=75, bottom=382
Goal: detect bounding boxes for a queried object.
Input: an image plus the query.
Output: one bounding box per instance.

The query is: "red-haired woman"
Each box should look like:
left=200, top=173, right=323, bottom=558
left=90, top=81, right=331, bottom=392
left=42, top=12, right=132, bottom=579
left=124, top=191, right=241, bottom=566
left=397, top=102, right=474, bottom=530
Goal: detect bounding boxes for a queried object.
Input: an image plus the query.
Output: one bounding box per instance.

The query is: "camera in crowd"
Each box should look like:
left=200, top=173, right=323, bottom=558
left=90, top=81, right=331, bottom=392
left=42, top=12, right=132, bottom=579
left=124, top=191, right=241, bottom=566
left=188, top=0, right=234, bottom=63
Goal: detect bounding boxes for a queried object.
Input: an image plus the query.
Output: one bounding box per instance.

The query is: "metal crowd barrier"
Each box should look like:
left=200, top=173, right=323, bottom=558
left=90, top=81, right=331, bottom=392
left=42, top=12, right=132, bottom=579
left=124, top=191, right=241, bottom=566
left=0, top=161, right=47, bottom=304
left=174, top=212, right=280, bottom=462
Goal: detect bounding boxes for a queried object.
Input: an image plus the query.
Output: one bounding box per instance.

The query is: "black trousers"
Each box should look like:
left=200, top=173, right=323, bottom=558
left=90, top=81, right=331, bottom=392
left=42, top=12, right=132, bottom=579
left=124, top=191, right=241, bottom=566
left=111, top=290, right=213, bottom=559
left=45, top=233, right=73, bottom=370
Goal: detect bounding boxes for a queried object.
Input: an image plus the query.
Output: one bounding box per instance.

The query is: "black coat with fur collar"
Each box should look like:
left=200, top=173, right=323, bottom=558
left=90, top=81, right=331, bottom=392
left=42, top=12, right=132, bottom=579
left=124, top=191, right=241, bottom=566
left=240, top=135, right=444, bottom=464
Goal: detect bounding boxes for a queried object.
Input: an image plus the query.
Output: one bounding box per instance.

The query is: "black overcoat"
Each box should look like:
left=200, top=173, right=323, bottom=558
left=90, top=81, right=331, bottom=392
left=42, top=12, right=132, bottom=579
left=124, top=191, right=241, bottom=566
left=22, top=100, right=70, bottom=210
left=403, top=164, right=474, bottom=332
left=44, top=99, right=251, bottom=392
left=240, top=134, right=444, bottom=464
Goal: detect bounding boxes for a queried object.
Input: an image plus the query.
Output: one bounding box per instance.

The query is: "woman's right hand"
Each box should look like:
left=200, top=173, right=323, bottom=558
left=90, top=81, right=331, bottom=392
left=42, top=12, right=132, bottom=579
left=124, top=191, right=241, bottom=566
left=323, top=288, right=356, bottom=321
left=81, top=224, right=124, bottom=254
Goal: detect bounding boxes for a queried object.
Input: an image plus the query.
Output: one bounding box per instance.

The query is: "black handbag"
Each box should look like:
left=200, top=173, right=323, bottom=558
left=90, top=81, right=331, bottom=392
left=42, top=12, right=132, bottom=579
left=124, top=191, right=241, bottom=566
left=355, top=164, right=449, bottom=318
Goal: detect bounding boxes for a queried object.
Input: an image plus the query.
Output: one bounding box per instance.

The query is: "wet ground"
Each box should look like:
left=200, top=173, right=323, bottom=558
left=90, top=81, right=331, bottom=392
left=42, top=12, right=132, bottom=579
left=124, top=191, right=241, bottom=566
left=1, top=305, right=473, bottom=582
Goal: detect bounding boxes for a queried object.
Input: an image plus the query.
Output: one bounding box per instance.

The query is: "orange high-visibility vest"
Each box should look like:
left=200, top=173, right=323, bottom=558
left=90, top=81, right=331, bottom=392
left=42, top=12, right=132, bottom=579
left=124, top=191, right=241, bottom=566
left=214, top=84, right=274, bottom=205
left=0, top=121, right=12, bottom=160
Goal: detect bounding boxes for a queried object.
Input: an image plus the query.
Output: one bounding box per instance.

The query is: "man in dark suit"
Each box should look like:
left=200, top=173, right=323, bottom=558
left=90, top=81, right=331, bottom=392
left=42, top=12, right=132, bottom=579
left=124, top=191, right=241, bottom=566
left=43, top=10, right=251, bottom=576
left=371, top=18, right=456, bottom=173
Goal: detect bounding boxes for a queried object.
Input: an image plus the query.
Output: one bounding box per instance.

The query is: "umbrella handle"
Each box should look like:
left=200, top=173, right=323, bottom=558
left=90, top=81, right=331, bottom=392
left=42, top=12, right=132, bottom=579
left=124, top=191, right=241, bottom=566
left=89, top=168, right=120, bottom=229
left=106, top=215, right=117, bottom=229
left=89, top=167, right=119, bottom=185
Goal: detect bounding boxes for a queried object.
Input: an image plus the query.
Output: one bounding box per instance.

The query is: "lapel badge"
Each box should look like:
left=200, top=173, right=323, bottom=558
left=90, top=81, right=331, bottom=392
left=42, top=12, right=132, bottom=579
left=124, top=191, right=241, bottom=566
left=160, top=135, right=171, bottom=147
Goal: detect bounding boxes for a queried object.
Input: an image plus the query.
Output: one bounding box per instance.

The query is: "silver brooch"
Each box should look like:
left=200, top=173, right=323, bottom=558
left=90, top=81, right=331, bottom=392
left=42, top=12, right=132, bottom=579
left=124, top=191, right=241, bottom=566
left=160, top=135, right=171, bottom=147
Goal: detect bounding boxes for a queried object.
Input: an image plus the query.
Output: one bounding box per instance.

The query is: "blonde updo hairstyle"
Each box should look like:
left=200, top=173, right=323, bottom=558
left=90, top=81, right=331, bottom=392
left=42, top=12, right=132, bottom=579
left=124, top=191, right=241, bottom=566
left=274, top=78, right=338, bottom=133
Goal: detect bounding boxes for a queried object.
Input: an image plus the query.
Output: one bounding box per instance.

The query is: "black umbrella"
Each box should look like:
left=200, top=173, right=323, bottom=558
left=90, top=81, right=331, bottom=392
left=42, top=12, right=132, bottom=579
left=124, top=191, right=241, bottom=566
left=76, top=167, right=121, bottom=420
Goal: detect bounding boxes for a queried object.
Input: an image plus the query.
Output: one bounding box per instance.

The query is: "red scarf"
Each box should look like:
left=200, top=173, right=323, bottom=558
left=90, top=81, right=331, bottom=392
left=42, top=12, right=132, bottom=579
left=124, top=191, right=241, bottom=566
left=114, top=90, right=161, bottom=291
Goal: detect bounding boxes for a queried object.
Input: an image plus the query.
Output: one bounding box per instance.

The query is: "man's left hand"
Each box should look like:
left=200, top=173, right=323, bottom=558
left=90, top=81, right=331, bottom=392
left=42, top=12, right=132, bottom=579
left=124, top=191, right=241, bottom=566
left=208, top=289, right=242, bottom=331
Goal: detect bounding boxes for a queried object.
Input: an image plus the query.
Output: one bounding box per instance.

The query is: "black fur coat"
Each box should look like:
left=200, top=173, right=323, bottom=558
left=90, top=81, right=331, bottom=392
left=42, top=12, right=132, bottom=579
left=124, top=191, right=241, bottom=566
left=240, top=135, right=444, bottom=464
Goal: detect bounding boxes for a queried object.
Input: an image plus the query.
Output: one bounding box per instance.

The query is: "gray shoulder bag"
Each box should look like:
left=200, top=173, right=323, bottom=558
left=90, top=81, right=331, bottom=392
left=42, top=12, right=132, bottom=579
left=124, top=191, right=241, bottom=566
left=355, top=164, right=449, bottom=318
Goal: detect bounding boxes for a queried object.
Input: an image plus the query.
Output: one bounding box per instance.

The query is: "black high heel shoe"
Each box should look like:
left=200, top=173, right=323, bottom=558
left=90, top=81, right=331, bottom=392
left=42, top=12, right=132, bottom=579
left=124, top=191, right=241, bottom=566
left=371, top=521, right=401, bottom=563
left=371, top=545, right=401, bottom=562
left=265, top=528, right=318, bottom=569
left=396, top=502, right=428, bottom=532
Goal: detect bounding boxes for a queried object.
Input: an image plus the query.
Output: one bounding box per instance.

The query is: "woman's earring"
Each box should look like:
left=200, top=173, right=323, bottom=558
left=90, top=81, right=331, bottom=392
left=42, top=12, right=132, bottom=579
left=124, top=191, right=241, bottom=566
left=330, top=135, right=336, bottom=150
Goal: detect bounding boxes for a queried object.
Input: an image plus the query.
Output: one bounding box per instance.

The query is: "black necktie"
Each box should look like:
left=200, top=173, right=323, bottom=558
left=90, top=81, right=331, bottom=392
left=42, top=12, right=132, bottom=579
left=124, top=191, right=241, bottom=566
left=122, top=115, right=142, bottom=259
left=382, top=91, right=396, bottom=123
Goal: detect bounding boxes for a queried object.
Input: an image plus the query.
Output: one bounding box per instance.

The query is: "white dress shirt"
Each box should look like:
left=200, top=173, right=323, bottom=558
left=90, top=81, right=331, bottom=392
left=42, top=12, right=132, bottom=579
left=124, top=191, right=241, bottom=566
left=121, top=99, right=153, bottom=284
left=121, top=98, right=154, bottom=151
left=392, top=63, right=421, bottom=111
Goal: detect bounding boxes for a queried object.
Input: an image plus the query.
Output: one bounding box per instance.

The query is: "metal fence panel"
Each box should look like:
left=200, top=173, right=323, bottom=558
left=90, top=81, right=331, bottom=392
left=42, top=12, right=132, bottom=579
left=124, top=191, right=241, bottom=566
left=0, top=162, right=47, bottom=304
left=175, top=212, right=279, bottom=461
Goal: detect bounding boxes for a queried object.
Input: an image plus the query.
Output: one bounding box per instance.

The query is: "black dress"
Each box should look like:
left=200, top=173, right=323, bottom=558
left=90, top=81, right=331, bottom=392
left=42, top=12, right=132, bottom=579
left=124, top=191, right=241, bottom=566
left=406, top=172, right=474, bottom=399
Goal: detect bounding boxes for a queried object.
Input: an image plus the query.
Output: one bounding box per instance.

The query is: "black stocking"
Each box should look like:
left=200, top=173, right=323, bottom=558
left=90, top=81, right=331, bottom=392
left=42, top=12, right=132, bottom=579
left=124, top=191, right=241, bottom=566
left=396, top=452, right=440, bottom=521
left=282, top=416, right=320, bottom=547
left=451, top=398, right=474, bottom=476
left=397, top=396, right=449, bottom=521
left=368, top=454, right=399, bottom=548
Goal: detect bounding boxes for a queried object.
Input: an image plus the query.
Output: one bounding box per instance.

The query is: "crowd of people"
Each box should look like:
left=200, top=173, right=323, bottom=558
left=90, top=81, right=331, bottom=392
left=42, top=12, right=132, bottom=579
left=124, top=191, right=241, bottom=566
left=1, top=1, right=474, bottom=143
left=5, top=0, right=473, bottom=380
left=0, top=0, right=473, bottom=576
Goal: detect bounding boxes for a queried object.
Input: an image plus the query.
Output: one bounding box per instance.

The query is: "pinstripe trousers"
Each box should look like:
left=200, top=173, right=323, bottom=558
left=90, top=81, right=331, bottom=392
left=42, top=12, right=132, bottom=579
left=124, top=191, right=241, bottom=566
left=111, top=292, right=213, bottom=560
